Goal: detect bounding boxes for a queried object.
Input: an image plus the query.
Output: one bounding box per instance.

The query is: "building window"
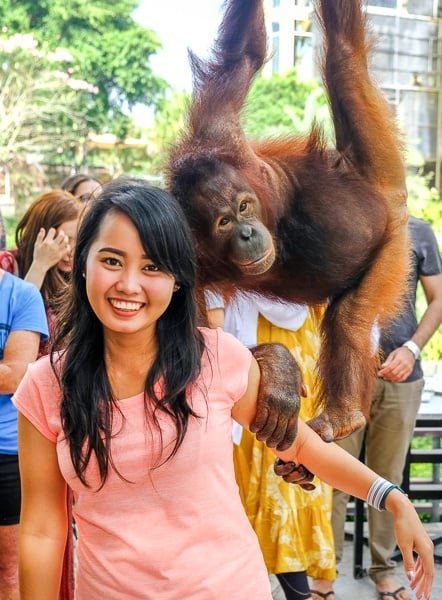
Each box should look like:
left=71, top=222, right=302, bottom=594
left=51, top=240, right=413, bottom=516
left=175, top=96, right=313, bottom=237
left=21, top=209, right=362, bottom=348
left=294, top=0, right=313, bottom=6
left=273, top=0, right=280, bottom=7
left=272, top=35, right=280, bottom=73
left=294, top=19, right=311, bottom=34
left=293, top=18, right=313, bottom=76
left=407, top=0, right=436, bottom=17
left=271, top=22, right=280, bottom=73
left=367, top=0, right=397, bottom=8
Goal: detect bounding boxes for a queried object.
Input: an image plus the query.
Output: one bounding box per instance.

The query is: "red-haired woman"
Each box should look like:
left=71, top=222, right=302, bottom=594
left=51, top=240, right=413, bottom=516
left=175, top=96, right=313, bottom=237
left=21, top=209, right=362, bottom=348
left=13, top=190, right=82, bottom=352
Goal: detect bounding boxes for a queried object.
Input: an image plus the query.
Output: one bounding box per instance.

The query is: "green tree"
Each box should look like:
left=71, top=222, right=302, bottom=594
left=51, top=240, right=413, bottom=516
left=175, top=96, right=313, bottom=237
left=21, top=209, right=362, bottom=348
left=0, top=33, right=92, bottom=208
left=243, top=69, right=330, bottom=138
left=407, top=173, right=442, bottom=228
left=0, top=0, right=167, bottom=137
left=0, top=34, right=88, bottom=163
left=148, top=91, right=190, bottom=177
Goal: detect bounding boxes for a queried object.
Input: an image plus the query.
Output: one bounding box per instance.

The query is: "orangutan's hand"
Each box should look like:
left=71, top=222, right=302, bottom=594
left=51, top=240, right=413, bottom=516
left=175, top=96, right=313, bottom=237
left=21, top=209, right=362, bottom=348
left=273, top=459, right=316, bottom=490
left=250, top=343, right=302, bottom=451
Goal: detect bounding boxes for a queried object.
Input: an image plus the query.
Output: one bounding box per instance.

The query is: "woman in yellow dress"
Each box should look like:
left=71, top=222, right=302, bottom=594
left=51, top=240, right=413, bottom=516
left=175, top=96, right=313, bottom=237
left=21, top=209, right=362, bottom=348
left=206, top=292, right=336, bottom=600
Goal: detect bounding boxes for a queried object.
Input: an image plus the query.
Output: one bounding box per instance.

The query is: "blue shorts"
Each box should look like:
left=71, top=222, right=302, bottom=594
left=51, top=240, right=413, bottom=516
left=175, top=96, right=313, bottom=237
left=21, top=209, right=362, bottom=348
left=0, top=453, right=21, bottom=525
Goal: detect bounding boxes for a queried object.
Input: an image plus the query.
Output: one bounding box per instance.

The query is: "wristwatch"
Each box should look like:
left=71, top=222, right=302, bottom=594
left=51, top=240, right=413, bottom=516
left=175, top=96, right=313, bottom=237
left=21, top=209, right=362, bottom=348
left=402, top=339, right=421, bottom=360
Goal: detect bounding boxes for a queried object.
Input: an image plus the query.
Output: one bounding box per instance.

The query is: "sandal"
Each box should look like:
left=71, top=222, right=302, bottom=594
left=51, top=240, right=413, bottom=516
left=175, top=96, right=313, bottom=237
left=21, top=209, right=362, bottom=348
left=377, top=586, right=407, bottom=599
left=310, top=591, right=335, bottom=599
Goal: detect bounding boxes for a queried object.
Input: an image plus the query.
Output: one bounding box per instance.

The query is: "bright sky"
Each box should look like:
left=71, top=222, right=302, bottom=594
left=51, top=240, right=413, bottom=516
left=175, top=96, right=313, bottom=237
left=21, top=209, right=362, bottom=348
left=133, top=0, right=225, bottom=92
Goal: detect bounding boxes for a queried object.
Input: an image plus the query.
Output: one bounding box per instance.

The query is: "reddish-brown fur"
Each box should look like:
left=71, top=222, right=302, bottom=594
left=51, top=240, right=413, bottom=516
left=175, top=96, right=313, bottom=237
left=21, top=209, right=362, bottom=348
left=166, top=0, right=410, bottom=441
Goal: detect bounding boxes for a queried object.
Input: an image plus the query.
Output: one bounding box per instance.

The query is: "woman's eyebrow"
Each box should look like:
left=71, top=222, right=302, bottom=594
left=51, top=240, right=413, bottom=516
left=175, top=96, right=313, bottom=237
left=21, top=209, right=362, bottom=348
left=97, top=247, right=150, bottom=259
left=97, top=247, right=125, bottom=256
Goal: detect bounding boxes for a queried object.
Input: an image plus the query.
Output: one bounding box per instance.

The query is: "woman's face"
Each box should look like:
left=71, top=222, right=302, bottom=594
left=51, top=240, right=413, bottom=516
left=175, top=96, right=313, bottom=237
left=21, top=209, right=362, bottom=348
left=56, top=218, right=79, bottom=273
left=84, top=211, right=176, bottom=339
left=75, top=180, right=102, bottom=203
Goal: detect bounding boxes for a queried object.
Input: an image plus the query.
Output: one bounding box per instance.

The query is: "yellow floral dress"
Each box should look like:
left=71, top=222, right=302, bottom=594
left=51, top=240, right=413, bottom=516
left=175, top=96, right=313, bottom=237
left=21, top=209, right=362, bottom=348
left=233, top=307, right=336, bottom=579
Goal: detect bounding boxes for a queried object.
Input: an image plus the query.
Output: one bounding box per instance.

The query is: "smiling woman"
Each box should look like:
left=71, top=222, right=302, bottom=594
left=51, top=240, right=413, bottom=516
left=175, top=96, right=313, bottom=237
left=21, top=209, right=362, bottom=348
left=84, top=211, right=177, bottom=339
left=11, top=178, right=435, bottom=600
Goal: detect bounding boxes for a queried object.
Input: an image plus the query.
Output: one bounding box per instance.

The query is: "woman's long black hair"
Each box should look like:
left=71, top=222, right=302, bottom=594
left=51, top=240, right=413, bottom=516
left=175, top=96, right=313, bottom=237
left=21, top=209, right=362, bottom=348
left=52, top=178, right=205, bottom=486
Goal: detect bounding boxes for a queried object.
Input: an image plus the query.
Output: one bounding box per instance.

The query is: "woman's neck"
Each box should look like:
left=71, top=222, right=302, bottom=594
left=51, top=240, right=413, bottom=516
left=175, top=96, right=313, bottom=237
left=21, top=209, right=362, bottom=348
left=103, top=331, right=158, bottom=399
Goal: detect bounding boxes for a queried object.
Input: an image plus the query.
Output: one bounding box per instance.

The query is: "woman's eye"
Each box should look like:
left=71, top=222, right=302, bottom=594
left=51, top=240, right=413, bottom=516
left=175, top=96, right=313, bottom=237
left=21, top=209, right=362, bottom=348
left=144, top=263, right=159, bottom=272
left=104, top=257, right=121, bottom=267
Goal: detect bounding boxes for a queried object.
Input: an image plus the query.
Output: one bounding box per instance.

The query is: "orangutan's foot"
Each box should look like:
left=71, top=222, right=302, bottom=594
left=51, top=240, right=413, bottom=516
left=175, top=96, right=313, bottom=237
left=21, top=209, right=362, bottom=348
left=307, top=409, right=366, bottom=442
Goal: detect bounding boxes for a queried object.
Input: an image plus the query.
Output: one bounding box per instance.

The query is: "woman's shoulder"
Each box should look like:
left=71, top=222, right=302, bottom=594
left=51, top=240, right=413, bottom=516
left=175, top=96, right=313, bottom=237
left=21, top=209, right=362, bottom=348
left=13, top=352, right=63, bottom=442
left=26, top=352, right=63, bottom=387
left=1, top=269, right=40, bottom=298
left=197, top=327, right=253, bottom=400
left=199, top=325, right=245, bottom=351
left=198, top=326, right=252, bottom=369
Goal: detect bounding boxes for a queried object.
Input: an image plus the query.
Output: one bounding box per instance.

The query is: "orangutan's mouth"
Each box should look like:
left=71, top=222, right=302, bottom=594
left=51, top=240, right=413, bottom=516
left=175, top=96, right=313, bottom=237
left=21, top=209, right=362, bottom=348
left=234, top=246, right=276, bottom=275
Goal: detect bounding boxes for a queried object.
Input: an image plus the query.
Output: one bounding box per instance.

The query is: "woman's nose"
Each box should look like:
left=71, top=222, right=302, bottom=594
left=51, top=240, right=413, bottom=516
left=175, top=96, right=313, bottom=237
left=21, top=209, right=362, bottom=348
left=115, top=270, right=142, bottom=294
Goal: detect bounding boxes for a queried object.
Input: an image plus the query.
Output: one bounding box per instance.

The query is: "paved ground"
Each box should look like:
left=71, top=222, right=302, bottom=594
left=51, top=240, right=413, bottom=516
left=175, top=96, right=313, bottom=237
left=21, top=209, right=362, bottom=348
left=270, top=523, right=442, bottom=599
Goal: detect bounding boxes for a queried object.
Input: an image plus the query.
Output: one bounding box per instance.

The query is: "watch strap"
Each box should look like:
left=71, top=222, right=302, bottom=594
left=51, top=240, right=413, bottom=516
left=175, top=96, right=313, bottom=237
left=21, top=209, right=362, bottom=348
left=402, top=339, right=420, bottom=360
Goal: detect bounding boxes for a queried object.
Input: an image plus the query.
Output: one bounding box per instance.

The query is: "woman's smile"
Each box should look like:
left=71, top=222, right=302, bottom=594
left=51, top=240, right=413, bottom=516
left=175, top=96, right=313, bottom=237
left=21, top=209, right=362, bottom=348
left=108, top=298, right=146, bottom=315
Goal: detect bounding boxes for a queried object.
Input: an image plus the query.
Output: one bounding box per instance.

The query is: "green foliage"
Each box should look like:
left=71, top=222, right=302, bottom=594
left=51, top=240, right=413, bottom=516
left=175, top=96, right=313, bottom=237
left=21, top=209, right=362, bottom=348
left=148, top=91, right=190, bottom=178
left=86, top=145, right=149, bottom=179
left=406, top=172, right=442, bottom=228
left=406, top=171, right=442, bottom=360
left=0, top=34, right=88, bottom=173
left=243, top=70, right=331, bottom=138
left=0, top=0, right=167, bottom=136
left=410, top=436, right=437, bottom=480
left=4, top=213, right=18, bottom=247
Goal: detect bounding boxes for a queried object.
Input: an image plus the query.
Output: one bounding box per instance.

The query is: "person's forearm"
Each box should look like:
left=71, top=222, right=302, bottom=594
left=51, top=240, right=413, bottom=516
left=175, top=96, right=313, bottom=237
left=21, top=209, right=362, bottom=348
left=412, top=298, right=442, bottom=350
left=268, top=421, right=433, bottom=597
left=20, top=529, right=67, bottom=600
left=24, top=261, right=50, bottom=291
left=0, top=363, right=23, bottom=393
left=276, top=421, right=377, bottom=501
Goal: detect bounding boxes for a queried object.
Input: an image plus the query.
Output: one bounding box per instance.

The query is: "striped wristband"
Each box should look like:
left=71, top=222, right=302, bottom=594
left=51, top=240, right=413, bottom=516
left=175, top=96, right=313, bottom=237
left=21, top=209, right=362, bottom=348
left=366, top=477, right=406, bottom=511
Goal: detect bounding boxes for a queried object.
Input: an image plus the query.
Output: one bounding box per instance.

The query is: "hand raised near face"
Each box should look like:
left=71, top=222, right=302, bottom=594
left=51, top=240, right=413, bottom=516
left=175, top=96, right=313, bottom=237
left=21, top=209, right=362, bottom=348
left=32, top=227, right=71, bottom=270
left=249, top=342, right=301, bottom=451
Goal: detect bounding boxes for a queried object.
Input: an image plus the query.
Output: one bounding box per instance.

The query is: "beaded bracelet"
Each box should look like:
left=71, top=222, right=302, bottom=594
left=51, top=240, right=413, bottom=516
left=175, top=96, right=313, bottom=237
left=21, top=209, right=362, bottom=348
left=366, top=477, right=407, bottom=511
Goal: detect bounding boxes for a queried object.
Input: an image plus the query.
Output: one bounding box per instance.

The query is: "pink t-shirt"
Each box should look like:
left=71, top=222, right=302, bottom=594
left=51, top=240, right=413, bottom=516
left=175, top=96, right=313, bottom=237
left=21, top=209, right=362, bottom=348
left=13, top=327, right=271, bottom=599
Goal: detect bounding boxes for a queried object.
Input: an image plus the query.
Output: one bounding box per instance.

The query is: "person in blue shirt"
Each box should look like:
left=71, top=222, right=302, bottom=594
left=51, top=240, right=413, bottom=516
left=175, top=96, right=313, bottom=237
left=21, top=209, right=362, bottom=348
left=0, top=268, right=48, bottom=599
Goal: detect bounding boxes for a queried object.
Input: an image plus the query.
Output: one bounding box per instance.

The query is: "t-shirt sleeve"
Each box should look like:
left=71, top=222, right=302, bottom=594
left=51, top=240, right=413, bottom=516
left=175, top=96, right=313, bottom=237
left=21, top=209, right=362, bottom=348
left=12, top=282, right=49, bottom=339
left=12, top=358, right=61, bottom=443
left=204, top=289, right=225, bottom=310
left=212, top=328, right=253, bottom=404
left=415, top=219, right=442, bottom=276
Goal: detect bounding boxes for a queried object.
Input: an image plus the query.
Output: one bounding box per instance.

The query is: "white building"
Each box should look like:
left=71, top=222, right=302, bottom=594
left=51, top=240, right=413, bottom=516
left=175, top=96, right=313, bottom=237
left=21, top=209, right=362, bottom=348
left=263, top=0, right=442, bottom=191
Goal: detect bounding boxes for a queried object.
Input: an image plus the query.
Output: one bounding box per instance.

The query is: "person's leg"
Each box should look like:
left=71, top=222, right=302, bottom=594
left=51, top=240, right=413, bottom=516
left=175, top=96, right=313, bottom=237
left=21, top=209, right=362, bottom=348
left=276, top=571, right=312, bottom=599
left=0, top=525, right=19, bottom=600
left=309, top=578, right=335, bottom=599
left=364, top=378, right=423, bottom=598
left=0, top=454, right=21, bottom=600
left=331, top=425, right=366, bottom=564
